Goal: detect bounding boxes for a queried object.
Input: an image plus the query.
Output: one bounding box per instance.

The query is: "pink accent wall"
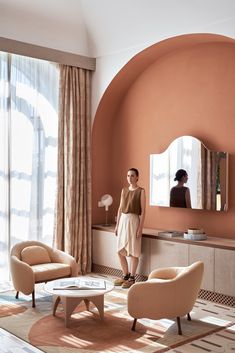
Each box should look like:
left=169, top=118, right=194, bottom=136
left=92, top=34, right=235, bottom=238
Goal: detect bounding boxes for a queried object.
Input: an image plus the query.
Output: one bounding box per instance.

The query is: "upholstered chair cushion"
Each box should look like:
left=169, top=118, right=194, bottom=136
left=32, top=263, right=71, bottom=282
left=21, top=245, right=51, bottom=265
left=10, top=240, right=78, bottom=308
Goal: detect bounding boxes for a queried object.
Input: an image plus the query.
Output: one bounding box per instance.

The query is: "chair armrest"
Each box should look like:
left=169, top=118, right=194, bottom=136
left=51, top=249, right=78, bottom=276
left=10, top=256, right=34, bottom=295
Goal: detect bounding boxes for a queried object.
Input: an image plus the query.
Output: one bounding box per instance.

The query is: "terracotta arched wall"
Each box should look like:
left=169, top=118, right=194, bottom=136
left=92, top=34, right=235, bottom=238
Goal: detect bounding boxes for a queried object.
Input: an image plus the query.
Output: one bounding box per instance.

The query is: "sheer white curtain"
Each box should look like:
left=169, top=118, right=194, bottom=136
left=0, top=52, right=59, bottom=281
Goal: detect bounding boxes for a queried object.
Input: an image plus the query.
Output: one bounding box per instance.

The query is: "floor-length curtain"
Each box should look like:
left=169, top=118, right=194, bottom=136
left=54, top=65, right=92, bottom=274
left=0, top=52, right=59, bottom=281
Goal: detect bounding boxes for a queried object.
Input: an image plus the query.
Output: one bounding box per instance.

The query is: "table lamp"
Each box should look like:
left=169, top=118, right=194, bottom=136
left=98, top=194, right=113, bottom=226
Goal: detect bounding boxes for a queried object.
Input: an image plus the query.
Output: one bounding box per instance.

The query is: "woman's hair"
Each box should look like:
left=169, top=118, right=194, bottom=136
left=128, top=168, right=139, bottom=177
left=174, top=169, right=187, bottom=181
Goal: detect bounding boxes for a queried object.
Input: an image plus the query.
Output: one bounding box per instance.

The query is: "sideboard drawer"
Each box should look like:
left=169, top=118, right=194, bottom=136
left=149, top=239, right=188, bottom=271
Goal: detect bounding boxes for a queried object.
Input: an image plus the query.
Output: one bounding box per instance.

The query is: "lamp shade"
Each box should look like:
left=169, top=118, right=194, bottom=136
left=98, top=194, right=113, bottom=211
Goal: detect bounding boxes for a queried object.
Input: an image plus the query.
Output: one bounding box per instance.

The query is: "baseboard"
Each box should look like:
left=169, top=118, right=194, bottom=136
left=198, top=288, right=235, bottom=307
left=92, top=263, right=147, bottom=282
left=92, top=263, right=235, bottom=307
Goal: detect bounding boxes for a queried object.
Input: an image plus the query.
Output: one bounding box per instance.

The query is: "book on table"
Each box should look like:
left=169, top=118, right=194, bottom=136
left=53, top=278, right=106, bottom=290
left=158, top=230, right=183, bottom=237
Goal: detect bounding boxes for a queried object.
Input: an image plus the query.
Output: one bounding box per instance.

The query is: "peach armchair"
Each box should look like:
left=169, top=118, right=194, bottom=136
left=10, top=240, right=78, bottom=307
left=127, top=261, right=204, bottom=335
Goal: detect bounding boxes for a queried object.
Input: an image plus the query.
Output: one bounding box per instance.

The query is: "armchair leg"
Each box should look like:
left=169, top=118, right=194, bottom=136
left=187, top=313, right=191, bottom=321
left=15, top=291, right=19, bottom=299
left=32, top=291, right=35, bottom=308
left=131, top=318, right=137, bottom=331
left=176, top=317, right=182, bottom=335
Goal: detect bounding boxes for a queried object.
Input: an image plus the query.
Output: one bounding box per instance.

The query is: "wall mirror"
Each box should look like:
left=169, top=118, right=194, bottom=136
left=150, top=136, right=229, bottom=211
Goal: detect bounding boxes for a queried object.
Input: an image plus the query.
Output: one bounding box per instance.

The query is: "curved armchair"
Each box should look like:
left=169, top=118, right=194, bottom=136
left=127, top=261, right=204, bottom=335
left=10, top=241, right=78, bottom=307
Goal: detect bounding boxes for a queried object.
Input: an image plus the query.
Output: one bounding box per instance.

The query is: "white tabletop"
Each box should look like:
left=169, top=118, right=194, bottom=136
left=44, top=276, right=114, bottom=298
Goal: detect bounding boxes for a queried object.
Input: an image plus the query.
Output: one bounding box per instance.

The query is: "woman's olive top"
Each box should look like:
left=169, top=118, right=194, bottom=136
left=121, top=187, right=142, bottom=215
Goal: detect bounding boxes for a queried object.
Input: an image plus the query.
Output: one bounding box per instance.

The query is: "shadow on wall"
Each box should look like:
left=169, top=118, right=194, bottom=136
left=92, top=33, right=235, bottom=239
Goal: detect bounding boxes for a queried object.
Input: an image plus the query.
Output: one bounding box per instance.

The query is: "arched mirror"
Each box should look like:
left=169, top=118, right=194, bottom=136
left=150, top=136, right=229, bottom=211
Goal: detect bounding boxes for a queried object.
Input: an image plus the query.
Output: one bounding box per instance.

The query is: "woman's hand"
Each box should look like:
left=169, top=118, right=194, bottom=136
left=136, top=227, right=142, bottom=238
left=115, top=225, right=118, bottom=236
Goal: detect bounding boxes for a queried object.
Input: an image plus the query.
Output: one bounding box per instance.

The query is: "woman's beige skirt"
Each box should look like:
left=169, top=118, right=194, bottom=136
left=117, top=213, right=141, bottom=257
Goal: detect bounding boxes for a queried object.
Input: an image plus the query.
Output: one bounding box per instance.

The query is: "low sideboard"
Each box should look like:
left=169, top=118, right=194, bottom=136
left=92, top=225, right=235, bottom=307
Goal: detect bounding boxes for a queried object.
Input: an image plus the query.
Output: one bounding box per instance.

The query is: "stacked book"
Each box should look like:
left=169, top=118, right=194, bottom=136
left=184, top=228, right=207, bottom=240
left=158, top=231, right=184, bottom=237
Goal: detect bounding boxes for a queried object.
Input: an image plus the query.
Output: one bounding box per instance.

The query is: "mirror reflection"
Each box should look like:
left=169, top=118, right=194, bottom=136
left=150, top=136, right=229, bottom=211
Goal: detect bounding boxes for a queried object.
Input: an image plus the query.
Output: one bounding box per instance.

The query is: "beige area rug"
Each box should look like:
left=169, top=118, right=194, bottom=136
left=0, top=274, right=234, bottom=353
left=0, top=281, right=13, bottom=293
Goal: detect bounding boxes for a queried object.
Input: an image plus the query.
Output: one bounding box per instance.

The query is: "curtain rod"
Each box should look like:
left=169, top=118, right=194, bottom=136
left=0, top=36, right=96, bottom=71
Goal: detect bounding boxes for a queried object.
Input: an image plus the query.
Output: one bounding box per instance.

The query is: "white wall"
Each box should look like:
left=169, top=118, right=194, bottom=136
left=91, top=45, right=146, bottom=121
left=0, top=1, right=90, bottom=56
left=1, top=0, right=235, bottom=122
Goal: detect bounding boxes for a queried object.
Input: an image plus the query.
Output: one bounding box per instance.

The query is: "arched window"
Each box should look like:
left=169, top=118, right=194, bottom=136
left=0, top=52, right=59, bottom=281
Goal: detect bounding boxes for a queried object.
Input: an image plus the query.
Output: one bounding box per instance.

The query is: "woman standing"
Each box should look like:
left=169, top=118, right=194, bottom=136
left=114, top=168, right=146, bottom=288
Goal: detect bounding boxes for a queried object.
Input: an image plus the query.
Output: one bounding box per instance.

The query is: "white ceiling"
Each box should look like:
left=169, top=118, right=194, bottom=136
left=0, top=0, right=235, bottom=58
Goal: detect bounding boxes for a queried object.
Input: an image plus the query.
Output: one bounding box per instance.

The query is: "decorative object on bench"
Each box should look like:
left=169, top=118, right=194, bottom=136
left=127, top=261, right=204, bottom=335
left=184, top=228, right=207, bottom=240
left=158, top=230, right=184, bottom=238
left=10, top=240, right=78, bottom=307
left=98, top=194, right=113, bottom=226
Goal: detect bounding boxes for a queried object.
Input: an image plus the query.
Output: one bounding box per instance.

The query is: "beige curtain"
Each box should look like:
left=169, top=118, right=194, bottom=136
left=54, top=65, right=92, bottom=274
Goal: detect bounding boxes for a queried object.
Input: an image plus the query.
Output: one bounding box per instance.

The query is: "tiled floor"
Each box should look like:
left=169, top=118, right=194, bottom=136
left=165, top=302, right=235, bottom=353
left=168, top=325, right=235, bottom=352
left=0, top=328, right=43, bottom=353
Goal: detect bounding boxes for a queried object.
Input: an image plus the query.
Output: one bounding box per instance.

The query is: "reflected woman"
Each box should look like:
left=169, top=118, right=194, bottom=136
left=170, top=169, right=192, bottom=208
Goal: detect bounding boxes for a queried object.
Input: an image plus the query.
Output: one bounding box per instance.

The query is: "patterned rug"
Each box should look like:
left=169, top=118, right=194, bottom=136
left=0, top=274, right=234, bottom=353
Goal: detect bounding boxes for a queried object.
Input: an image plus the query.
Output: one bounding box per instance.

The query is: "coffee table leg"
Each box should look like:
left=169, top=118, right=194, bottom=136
left=89, top=295, right=104, bottom=320
left=53, top=296, right=61, bottom=316
left=84, top=298, right=90, bottom=311
left=53, top=295, right=105, bottom=327
left=63, top=297, right=83, bottom=328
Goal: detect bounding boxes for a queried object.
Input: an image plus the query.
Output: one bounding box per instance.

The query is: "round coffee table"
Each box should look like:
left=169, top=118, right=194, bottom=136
left=44, top=276, right=114, bottom=327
